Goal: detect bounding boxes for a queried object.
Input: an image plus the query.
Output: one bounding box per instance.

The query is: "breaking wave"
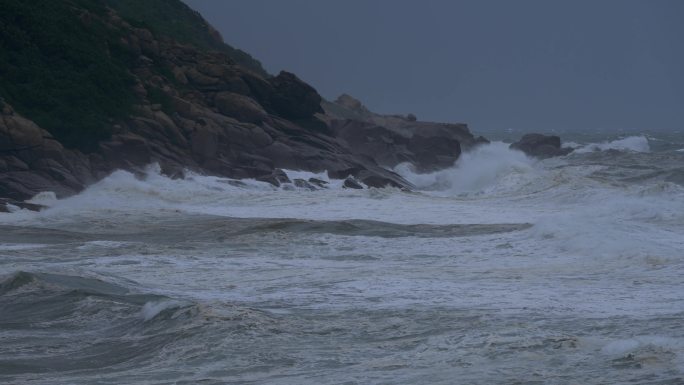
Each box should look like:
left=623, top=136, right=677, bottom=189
left=394, top=142, right=541, bottom=197
left=2, top=133, right=684, bottom=384
left=0, top=271, right=202, bottom=375
left=574, top=135, right=651, bottom=153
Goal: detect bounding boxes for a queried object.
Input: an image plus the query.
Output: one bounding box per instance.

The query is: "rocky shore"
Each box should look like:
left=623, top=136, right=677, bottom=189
left=0, top=1, right=492, bottom=205
left=0, top=0, right=571, bottom=213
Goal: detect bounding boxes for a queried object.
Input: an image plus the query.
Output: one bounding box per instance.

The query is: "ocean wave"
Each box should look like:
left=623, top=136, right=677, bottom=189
left=0, top=271, right=202, bottom=375
left=574, top=135, right=651, bottom=153
left=599, top=336, right=684, bottom=370
left=395, top=142, right=543, bottom=197
left=234, top=218, right=532, bottom=238
left=1, top=139, right=682, bottom=233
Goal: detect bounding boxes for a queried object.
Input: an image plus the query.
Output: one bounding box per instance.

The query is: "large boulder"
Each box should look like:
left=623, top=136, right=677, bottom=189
left=407, top=135, right=461, bottom=171
left=214, top=92, right=267, bottom=124
left=510, top=133, right=573, bottom=158
left=0, top=113, right=52, bottom=153
left=269, top=71, right=323, bottom=120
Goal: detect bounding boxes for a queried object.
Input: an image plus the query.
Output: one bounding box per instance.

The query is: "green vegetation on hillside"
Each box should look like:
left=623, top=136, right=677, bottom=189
left=0, top=0, right=267, bottom=151
left=0, top=0, right=136, bottom=149
left=103, top=0, right=267, bottom=76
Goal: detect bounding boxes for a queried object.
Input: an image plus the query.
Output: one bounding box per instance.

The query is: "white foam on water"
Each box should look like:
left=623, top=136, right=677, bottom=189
left=77, top=241, right=132, bottom=250
left=575, top=135, right=650, bottom=153
left=26, top=191, right=58, bottom=207
left=2, top=137, right=684, bottom=384
left=140, top=300, right=183, bottom=321
left=3, top=142, right=682, bottom=273
left=0, top=243, right=48, bottom=251
left=4, top=203, right=20, bottom=213
left=562, top=141, right=583, bottom=149
left=395, top=142, right=539, bottom=197
left=529, top=183, right=684, bottom=258
left=601, top=336, right=683, bottom=356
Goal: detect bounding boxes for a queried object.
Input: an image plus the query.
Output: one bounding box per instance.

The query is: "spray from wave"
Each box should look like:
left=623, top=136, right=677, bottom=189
left=394, top=142, right=541, bottom=196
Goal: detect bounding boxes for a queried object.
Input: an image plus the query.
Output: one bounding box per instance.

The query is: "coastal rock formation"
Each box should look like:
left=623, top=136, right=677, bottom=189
left=0, top=0, right=489, bottom=204
left=0, top=1, right=412, bottom=202
left=510, top=133, right=573, bottom=158
left=323, top=94, right=489, bottom=171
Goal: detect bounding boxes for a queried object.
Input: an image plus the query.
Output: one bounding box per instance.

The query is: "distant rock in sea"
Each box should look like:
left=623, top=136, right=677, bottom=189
left=510, top=133, right=573, bottom=158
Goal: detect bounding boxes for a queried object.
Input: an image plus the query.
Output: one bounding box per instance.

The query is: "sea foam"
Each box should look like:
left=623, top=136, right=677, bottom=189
left=574, top=135, right=650, bottom=153
left=395, top=142, right=539, bottom=196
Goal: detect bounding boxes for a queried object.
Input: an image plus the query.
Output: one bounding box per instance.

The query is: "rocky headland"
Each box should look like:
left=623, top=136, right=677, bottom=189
left=0, top=0, right=568, bottom=212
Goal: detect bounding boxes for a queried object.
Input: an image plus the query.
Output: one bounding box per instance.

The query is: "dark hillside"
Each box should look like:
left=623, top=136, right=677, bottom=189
left=0, top=0, right=136, bottom=149
left=103, top=0, right=266, bottom=75
left=0, top=0, right=266, bottom=150
left=0, top=0, right=480, bottom=206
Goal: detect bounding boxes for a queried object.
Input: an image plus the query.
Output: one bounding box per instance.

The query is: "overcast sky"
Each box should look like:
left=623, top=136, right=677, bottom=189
left=184, top=0, right=683, bottom=133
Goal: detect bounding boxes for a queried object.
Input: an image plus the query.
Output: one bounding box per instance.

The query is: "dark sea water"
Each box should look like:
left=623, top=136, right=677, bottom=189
left=1, top=132, right=684, bottom=384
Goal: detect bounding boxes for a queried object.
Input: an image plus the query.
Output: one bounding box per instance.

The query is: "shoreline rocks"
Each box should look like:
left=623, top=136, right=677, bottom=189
left=0, top=2, right=487, bottom=203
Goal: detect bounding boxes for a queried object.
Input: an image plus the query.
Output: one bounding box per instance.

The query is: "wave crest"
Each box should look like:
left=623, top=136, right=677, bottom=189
left=395, top=142, right=541, bottom=196
left=574, top=135, right=650, bottom=153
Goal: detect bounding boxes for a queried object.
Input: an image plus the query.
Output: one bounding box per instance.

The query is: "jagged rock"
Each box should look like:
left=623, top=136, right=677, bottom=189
left=510, top=133, right=573, bottom=158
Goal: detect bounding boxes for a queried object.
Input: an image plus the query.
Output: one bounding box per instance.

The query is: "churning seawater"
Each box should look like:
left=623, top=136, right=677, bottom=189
left=1, top=132, right=684, bottom=384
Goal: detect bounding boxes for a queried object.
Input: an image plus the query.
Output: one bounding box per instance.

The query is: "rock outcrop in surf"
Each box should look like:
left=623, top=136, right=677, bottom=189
left=510, top=133, right=573, bottom=158
left=322, top=94, right=489, bottom=172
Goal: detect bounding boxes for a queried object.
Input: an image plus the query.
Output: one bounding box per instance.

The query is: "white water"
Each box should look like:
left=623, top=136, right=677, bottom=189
left=2, top=138, right=684, bottom=384
left=574, top=135, right=651, bottom=153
